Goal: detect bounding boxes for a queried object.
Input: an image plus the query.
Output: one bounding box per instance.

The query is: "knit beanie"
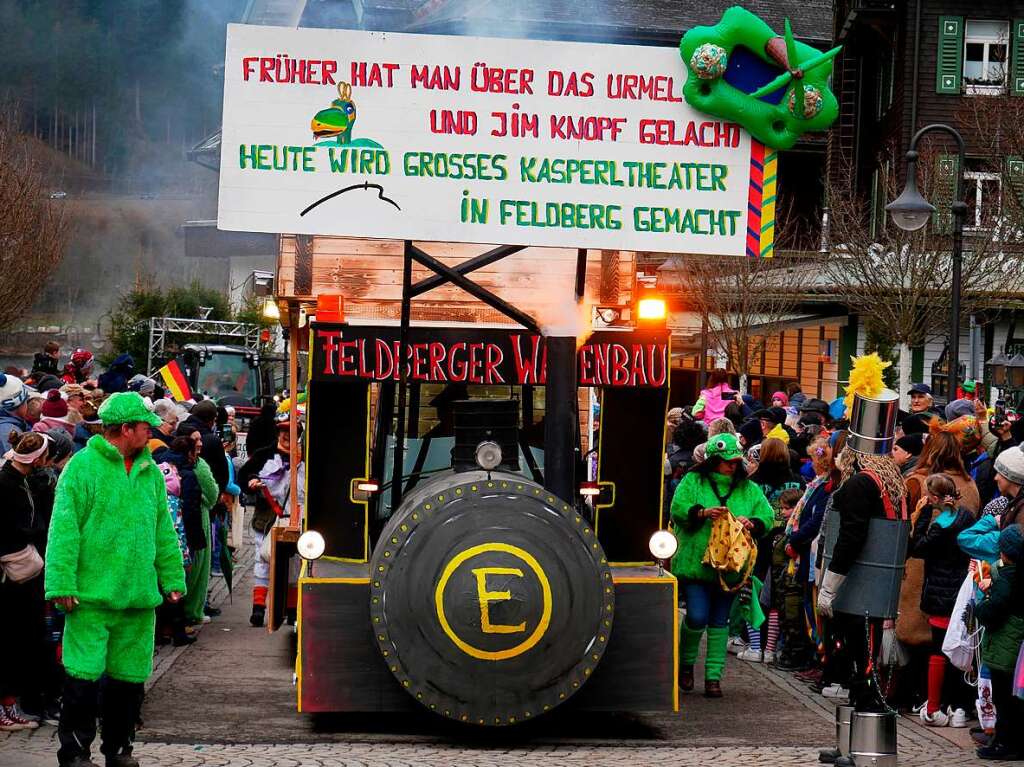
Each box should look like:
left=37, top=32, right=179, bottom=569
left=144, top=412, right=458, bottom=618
left=895, top=433, right=925, bottom=456
left=739, top=419, right=763, bottom=446
left=0, top=373, right=28, bottom=412
left=994, top=446, right=1024, bottom=486
left=41, top=389, right=68, bottom=419
left=945, top=398, right=975, bottom=422
left=43, top=429, right=73, bottom=464
left=770, top=391, right=789, bottom=406
left=998, top=524, right=1024, bottom=561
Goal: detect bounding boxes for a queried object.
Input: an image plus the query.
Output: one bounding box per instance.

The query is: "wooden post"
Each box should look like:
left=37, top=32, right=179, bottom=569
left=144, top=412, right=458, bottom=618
left=288, top=305, right=300, bottom=530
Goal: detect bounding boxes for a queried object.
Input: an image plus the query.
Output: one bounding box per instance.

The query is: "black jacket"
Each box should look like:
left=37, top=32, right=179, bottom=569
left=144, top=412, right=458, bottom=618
left=152, top=447, right=206, bottom=551
left=828, top=472, right=887, bottom=576
left=245, top=411, right=278, bottom=457
left=26, top=468, right=58, bottom=555
left=908, top=505, right=974, bottom=617
left=183, top=415, right=230, bottom=494
left=238, top=445, right=290, bottom=535
left=0, top=463, right=35, bottom=557
left=31, top=353, right=58, bottom=377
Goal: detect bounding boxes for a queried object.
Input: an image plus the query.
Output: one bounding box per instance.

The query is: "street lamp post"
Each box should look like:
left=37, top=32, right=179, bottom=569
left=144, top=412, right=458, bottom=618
left=886, top=123, right=968, bottom=404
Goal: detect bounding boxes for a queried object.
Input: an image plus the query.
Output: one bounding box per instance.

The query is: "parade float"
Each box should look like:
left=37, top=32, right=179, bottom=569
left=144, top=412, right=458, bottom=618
left=216, top=6, right=838, bottom=725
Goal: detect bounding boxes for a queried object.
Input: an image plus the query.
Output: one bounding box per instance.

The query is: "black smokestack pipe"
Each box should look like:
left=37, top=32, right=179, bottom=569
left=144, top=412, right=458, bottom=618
left=544, top=336, right=576, bottom=503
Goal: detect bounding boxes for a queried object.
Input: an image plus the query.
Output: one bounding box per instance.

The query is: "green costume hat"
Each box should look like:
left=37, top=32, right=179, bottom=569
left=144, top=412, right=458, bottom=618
left=98, top=391, right=162, bottom=427
left=705, top=432, right=743, bottom=462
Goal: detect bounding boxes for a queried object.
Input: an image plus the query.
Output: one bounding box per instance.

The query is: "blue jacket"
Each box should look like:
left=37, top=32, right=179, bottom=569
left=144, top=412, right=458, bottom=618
left=957, top=514, right=1001, bottom=563
left=225, top=453, right=240, bottom=496
left=96, top=353, right=134, bottom=394
left=0, top=409, right=29, bottom=453
left=72, top=423, right=93, bottom=452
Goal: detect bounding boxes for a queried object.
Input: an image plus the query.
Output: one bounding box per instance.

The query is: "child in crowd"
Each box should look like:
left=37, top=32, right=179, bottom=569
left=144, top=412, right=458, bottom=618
left=156, top=462, right=194, bottom=647
left=973, top=524, right=1024, bottom=760
left=908, top=473, right=976, bottom=727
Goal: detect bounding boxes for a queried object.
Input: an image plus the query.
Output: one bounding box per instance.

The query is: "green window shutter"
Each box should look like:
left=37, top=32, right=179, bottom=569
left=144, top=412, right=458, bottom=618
left=932, top=153, right=959, bottom=234
left=1007, top=156, right=1024, bottom=219
left=911, top=345, right=924, bottom=383
left=1013, top=20, right=1024, bottom=95
left=936, top=16, right=964, bottom=94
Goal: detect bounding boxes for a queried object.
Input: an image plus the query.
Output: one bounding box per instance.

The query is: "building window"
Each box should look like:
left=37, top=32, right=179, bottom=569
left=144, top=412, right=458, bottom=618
left=963, top=163, right=1002, bottom=230
left=964, top=20, right=1008, bottom=94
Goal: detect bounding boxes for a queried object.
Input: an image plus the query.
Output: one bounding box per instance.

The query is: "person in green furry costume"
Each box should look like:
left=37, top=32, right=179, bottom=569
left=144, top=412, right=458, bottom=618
left=45, top=392, right=186, bottom=767
left=670, top=432, right=773, bottom=698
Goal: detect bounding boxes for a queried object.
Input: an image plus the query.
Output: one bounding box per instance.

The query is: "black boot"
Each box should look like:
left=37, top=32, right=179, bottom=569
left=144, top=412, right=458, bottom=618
left=250, top=605, right=265, bottom=627
left=99, top=677, right=144, bottom=767
left=818, top=747, right=841, bottom=763
left=57, top=673, right=100, bottom=767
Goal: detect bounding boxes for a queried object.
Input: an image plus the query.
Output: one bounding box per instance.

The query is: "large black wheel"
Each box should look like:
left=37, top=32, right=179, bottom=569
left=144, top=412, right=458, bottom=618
left=369, top=471, right=613, bottom=725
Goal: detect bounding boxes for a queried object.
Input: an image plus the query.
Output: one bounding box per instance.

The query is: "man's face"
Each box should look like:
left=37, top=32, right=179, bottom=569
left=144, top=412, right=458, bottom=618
left=759, top=418, right=773, bottom=435
left=67, top=394, right=83, bottom=411
left=909, top=392, right=930, bottom=413
left=124, top=422, right=151, bottom=454
left=190, top=431, right=202, bottom=454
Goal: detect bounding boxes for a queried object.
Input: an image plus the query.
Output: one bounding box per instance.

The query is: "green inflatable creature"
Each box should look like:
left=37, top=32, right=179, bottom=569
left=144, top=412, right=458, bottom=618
left=679, top=6, right=841, bottom=150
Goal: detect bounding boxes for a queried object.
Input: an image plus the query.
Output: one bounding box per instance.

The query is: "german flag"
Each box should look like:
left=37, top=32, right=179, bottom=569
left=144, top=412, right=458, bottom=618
left=158, top=360, right=193, bottom=402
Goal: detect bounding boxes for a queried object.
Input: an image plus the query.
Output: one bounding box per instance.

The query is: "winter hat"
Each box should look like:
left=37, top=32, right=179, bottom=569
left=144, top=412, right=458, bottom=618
left=998, top=524, right=1024, bottom=561
left=43, top=429, right=74, bottom=464
left=770, top=391, right=789, bottom=406
left=97, top=391, right=162, bottom=427
left=36, top=374, right=62, bottom=393
left=800, top=398, right=831, bottom=417
left=895, top=433, right=925, bottom=456
left=754, top=407, right=785, bottom=425
left=0, top=373, right=28, bottom=412
left=739, top=419, right=763, bottom=447
left=41, top=389, right=68, bottom=419
left=705, top=432, right=744, bottom=462
left=945, top=398, right=975, bottom=422
left=191, top=399, right=218, bottom=423
left=900, top=412, right=935, bottom=436
left=994, top=446, right=1024, bottom=486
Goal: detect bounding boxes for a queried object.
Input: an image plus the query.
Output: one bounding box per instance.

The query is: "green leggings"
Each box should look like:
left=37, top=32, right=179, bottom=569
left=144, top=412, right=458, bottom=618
left=183, top=506, right=211, bottom=625
left=63, top=606, right=156, bottom=684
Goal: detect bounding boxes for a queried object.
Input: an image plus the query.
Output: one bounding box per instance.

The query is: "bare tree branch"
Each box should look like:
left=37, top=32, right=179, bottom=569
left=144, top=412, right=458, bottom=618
left=662, top=254, right=801, bottom=391
left=0, top=101, right=72, bottom=330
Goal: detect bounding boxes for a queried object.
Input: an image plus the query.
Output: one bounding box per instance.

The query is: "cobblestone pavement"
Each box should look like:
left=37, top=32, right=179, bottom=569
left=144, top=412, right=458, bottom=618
left=0, top=517, right=1002, bottom=766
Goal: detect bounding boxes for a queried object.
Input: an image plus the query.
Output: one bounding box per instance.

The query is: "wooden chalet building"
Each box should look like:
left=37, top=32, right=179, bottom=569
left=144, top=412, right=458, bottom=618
left=826, top=0, right=1024, bottom=402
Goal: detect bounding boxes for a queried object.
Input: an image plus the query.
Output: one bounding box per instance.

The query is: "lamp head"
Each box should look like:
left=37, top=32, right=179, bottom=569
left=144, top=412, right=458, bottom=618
left=886, top=185, right=935, bottom=232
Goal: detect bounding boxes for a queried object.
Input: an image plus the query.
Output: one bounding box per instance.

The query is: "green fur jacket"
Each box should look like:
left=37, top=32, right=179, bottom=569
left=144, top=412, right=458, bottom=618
left=45, top=435, right=186, bottom=609
left=669, top=469, right=774, bottom=583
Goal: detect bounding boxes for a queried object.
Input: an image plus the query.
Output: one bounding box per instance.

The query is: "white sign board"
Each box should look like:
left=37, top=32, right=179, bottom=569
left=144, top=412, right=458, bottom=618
left=218, top=24, right=769, bottom=256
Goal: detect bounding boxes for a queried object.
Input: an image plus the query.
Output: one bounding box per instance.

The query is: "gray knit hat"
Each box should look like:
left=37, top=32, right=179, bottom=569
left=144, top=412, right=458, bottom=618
left=994, top=446, right=1024, bottom=485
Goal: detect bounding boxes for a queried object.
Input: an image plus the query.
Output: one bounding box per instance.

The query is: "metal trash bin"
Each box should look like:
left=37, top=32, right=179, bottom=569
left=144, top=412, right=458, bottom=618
left=820, top=514, right=909, bottom=619
left=849, top=710, right=898, bottom=767
left=836, top=704, right=854, bottom=756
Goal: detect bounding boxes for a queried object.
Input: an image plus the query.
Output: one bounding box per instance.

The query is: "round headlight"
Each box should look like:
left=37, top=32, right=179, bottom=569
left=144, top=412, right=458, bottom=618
left=648, top=530, right=677, bottom=560
left=297, top=530, right=326, bottom=561
left=475, top=440, right=502, bottom=471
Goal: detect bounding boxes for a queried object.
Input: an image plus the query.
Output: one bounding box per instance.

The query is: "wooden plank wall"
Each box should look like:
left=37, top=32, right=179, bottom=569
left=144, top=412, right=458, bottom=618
left=758, top=322, right=841, bottom=401
left=278, top=236, right=636, bottom=326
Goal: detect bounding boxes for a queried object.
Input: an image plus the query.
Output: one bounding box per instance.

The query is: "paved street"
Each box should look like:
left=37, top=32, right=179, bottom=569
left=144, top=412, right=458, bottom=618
left=0, top=532, right=997, bottom=767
